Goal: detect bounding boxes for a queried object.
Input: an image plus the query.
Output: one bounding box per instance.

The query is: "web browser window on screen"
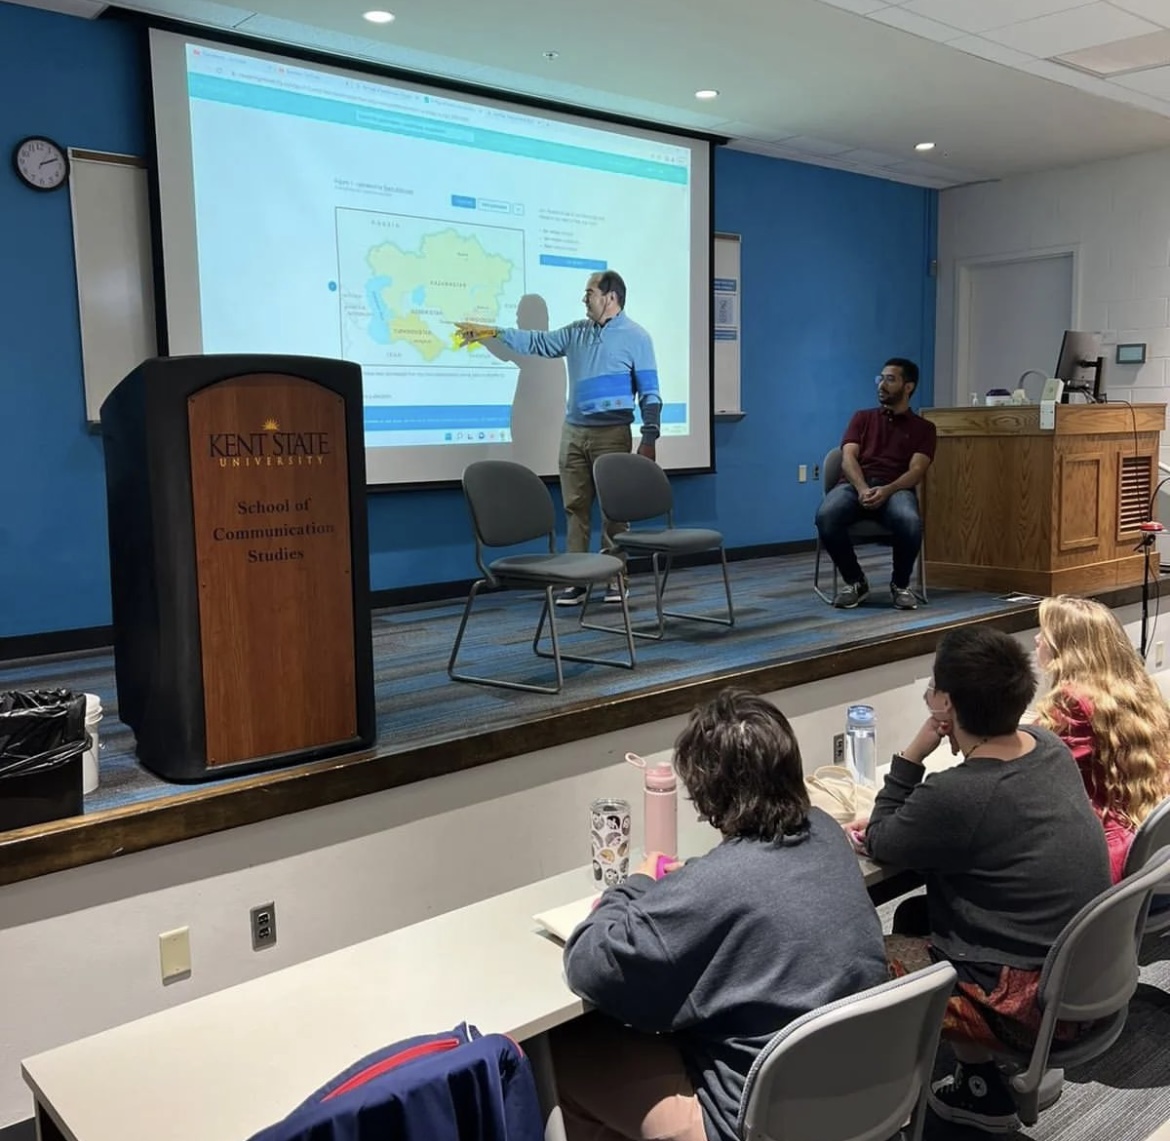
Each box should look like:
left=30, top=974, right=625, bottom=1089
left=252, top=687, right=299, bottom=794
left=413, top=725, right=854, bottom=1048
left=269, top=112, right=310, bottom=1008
left=150, top=33, right=713, bottom=483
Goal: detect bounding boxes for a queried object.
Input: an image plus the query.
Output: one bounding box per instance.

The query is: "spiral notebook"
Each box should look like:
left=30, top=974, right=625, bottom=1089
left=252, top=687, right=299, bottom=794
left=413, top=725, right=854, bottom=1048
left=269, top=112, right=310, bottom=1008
left=532, top=893, right=600, bottom=943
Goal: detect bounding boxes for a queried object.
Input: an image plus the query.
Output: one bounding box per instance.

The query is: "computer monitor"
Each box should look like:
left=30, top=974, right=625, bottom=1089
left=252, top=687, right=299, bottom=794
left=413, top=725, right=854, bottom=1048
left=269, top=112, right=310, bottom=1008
left=1055, top=330, right=1104, bottom=402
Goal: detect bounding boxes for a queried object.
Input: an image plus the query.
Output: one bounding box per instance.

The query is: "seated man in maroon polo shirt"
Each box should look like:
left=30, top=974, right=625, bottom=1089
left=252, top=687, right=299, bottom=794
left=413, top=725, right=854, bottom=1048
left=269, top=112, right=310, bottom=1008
left=815, top=358, right=936, bottom=610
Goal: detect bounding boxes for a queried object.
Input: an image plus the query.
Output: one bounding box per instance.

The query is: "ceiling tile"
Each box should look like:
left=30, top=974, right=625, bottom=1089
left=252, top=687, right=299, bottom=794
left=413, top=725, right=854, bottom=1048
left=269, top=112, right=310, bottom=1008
left=868, top=6, right=964, bottom=40
left=1113, top=62, right=1170, bottom=97
left=838, top=147, right=906, bottom=166
left=982, top=3, right=1159, bottom=57
left=898, top=0, right=1092, bottom=36
left=778, top=136, right=855, bottom=156
left=815, top=0, right=891, bottom=13
left=1109, top=0, right=1170, bottom=28
left=946, top=34, right=1036, bottom=65
left=5, top=0, right=106, bottom=15
left=122, top=0, right=252, bottom=27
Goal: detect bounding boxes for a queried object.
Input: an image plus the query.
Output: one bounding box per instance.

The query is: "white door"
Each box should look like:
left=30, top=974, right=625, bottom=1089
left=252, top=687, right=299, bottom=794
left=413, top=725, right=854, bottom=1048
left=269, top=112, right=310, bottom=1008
left=959, top=253, right=1074, bottom=403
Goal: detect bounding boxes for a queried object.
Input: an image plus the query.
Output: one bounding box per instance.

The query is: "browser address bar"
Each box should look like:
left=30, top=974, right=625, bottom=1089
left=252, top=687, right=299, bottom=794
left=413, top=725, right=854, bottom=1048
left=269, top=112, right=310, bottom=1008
left=354, top=108, right=475, bottom=142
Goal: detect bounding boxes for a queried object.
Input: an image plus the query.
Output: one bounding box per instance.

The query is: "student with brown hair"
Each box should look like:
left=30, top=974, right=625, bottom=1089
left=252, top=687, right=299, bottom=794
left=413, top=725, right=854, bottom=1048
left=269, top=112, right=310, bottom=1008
left=551, top=688, right=888, bottom=1141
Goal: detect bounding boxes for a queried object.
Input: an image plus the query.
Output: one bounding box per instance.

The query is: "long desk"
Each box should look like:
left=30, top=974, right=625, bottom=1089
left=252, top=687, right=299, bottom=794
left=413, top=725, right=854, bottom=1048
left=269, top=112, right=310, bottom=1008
left=22, top=855, right=911, bottom=1141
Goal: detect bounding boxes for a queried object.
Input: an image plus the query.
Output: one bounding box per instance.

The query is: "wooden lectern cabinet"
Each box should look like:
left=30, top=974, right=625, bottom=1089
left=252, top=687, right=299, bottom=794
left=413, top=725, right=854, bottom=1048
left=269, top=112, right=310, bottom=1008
left=922, top=403, right=1165, bottom=596
left=101, top=355, right=375, bottom=781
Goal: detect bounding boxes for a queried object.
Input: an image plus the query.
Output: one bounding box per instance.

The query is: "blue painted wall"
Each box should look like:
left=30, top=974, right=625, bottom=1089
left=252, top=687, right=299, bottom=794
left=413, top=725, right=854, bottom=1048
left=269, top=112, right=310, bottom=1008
left=0, top=1, right=936, bottom=637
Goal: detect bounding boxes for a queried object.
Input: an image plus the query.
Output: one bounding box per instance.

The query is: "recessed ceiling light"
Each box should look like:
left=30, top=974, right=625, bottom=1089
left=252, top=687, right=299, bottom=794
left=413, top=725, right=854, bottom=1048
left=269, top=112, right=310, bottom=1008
left=915, top=141, right=936, bottom=152
left=543, top=50, right=559, bottom=60
left=694, top=89, right=719, bottom=100
left=363, top=10, right=395, bottom=24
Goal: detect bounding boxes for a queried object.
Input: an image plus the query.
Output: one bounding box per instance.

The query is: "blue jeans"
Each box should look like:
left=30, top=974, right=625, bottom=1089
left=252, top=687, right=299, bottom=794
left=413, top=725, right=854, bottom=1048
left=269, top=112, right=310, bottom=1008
left=815, top=483, right=922, bottom=589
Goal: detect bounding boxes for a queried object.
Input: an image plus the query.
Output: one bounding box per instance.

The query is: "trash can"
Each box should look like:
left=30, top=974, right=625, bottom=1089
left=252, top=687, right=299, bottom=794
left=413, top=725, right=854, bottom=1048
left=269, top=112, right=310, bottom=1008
left=0, top=689, right=87, bottom=832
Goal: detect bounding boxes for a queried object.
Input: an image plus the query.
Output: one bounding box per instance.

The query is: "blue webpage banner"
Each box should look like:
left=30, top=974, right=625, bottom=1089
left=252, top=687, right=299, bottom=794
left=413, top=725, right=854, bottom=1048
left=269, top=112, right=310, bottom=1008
left=364, top=402, right=688, bottom=432
left=188, top=74, right=689, bottom=185
left=364, top=406, right=513, bottom=432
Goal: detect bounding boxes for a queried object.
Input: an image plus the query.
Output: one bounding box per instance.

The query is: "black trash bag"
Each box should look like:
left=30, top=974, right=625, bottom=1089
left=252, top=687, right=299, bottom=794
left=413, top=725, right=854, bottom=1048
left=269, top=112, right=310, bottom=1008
left=0, top=689, right=87, bottom=831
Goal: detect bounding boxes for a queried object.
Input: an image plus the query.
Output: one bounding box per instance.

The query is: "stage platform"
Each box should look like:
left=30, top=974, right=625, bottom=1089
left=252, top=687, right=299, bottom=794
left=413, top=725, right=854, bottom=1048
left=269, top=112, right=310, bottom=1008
left=0, top=549, right=1144, bottom=886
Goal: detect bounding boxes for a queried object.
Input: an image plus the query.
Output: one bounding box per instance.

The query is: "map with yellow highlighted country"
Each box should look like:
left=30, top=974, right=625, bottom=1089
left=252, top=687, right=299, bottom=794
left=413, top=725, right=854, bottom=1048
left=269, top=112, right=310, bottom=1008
left=336, top=208, right=525, bottom=368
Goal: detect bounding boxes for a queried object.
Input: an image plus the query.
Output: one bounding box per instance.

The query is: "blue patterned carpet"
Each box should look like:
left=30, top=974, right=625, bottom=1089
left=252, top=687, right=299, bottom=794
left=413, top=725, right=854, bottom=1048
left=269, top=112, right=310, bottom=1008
left=0, top=549, right=1039, bottom=818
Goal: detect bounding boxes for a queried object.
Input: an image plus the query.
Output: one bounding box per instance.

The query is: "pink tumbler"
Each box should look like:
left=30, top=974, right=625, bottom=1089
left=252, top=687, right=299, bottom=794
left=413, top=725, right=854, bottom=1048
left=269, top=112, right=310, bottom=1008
left=627, top=752, right=678, bottom=859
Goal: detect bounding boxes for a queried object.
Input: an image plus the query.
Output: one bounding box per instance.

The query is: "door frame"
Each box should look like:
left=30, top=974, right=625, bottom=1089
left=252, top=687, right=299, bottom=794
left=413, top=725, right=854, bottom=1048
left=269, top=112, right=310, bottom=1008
left=954, top=245, right=1081, bottom=405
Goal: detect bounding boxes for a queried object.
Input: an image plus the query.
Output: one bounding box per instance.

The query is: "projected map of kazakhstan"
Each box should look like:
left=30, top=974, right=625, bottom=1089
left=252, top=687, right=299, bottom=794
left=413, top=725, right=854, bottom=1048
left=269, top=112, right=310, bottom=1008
left=337, top=208, right=523, bottom=367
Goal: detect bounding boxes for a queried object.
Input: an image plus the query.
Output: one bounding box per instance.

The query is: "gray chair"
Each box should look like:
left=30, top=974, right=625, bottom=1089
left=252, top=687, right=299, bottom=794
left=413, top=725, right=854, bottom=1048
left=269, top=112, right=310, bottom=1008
left=990, top=847, right=1170, bottom=1125
left=1123, top=794, right=1170, bottom=935
left=586, top=451, right=734, bottom=641
left=736, top=961, right=957, bottom=1141
left=813, top=447, right=927, bottom=606
left=448, top=460, right=635, bottom=694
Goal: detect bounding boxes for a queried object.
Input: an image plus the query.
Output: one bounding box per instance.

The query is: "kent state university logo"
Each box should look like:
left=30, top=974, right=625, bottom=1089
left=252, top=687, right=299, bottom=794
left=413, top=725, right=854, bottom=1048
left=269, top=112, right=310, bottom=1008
left=208, top=418, right=332, bottom=469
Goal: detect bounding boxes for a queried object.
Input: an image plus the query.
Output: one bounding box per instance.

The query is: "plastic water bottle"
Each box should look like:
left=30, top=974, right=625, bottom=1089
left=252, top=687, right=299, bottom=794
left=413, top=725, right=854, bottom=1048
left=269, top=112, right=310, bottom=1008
left=627, top=753, right=678, bottom=858
left=845, top=705, right=877, bottom=789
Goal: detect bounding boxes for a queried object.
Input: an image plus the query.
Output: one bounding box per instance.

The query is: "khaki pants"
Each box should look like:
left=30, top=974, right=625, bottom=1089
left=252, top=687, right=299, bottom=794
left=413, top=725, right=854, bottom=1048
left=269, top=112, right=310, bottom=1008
left=550, top=1013, right=707, bottom=1141
left=559, top=422, right=632, bottom=556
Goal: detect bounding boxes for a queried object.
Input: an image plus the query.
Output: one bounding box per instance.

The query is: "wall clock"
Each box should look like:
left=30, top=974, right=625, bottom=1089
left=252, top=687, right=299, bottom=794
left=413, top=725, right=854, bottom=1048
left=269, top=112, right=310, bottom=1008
left=12, top=136, right=69, bottom=192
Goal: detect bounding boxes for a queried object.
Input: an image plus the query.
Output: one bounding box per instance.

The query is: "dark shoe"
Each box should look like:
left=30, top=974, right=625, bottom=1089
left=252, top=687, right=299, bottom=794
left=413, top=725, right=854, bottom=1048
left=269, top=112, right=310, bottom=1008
left=554, top=586, right=587, bottom=607
left=832, top=580, right=869, bottom=609
left=604, top=577, right=628, bottom=604
left=929, top=1061, right=1019, bottom=1134
left=890, top=583, right=918, bottom=610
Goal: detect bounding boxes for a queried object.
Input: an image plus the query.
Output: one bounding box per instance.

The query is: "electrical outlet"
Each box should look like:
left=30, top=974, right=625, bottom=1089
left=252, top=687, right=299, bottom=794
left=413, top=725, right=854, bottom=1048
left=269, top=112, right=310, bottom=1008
left=251, top=902, right=277, bottom=951
left=798, top=464, right=808, bottom=483
left=812, top=463, right=820, bottom=481
left=833, top=733, right=845, bottom=764
left=159, top=927, right=191, bottom=983
left=1156, top=641, right=1165, bottom=668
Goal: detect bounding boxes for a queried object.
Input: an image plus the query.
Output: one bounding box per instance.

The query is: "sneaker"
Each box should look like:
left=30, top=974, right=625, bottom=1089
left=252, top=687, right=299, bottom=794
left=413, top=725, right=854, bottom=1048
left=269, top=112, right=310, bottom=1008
left=891, top=583, right=918, bottom=610
left=604, top=577, right=628, bottom=604
left=929, top=1061, right=1020, bottom=1134
left=554, top=586, right=588, bottom=607
left=832, top=580, right=869, bottom=609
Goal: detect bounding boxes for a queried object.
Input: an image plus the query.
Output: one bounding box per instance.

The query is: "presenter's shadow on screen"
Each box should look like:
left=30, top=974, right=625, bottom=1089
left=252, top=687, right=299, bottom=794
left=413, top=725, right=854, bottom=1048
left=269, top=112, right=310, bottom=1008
left=479, top=293, right=566, bottom=475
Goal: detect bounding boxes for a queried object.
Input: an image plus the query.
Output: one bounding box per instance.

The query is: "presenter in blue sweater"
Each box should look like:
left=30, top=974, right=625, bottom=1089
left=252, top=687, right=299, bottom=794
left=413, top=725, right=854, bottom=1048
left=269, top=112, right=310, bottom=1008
left=456, top=271, right=662, bottom=606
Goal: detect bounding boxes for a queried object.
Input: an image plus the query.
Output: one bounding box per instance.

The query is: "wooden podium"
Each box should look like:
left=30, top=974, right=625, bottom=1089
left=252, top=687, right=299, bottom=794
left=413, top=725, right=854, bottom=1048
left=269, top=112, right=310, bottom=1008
left=922, top=403, right=1165, bottom=596
left=100, top=355, right=375, bottom=781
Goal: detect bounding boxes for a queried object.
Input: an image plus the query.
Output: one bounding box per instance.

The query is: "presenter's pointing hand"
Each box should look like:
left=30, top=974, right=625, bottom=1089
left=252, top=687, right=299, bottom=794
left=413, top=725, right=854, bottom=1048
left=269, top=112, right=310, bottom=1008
left=454, top=322, right=498, bottom=346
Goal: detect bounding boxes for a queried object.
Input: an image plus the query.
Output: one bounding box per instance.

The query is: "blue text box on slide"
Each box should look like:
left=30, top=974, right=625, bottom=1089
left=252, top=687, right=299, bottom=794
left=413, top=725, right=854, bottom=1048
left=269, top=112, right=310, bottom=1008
left=365, top=405, right=514, bottom=431
left=188, top=75, right=689, bottom=185
left=451, top=195, right=476, bottom=209
left=539, top=255, right=608, bottom=271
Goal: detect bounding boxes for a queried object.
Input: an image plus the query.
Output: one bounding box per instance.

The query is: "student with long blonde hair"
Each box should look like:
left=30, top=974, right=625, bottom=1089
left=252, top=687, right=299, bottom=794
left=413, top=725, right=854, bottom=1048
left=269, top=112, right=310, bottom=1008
left=1033, top=595, right=1170, bottom=881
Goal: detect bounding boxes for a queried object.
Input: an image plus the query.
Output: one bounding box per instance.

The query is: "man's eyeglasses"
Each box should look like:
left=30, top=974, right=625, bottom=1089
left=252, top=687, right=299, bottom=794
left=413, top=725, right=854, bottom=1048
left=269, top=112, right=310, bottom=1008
left=875, top=374, right=901, bottom=386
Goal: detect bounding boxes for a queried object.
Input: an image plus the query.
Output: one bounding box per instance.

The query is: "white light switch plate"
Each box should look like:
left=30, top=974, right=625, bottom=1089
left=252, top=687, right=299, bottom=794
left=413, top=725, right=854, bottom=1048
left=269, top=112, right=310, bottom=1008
left=159, top=927, right=191, bottom=983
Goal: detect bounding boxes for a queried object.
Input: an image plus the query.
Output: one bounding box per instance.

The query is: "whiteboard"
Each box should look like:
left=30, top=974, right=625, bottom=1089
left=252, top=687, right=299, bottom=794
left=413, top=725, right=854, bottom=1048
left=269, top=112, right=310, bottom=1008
left=713, top=233, right=741, bottom=415
left=68, top=150, right=157, bottom=423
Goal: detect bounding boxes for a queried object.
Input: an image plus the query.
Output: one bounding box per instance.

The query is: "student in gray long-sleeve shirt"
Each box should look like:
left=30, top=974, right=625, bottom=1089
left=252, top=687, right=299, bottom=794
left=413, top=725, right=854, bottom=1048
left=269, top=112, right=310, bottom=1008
left=864, top=626, right=1111, bottom=1136
left=551, top=688, right=889, bottom=1141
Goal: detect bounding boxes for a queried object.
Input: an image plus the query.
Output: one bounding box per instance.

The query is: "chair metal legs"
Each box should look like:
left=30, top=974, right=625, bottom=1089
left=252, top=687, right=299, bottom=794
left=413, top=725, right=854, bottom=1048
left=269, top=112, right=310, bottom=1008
left=448, top=580, right=636, bottom=694
left=813, top=539, right=929, bottom=607
left=581, top=549, right=735, bottom=641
